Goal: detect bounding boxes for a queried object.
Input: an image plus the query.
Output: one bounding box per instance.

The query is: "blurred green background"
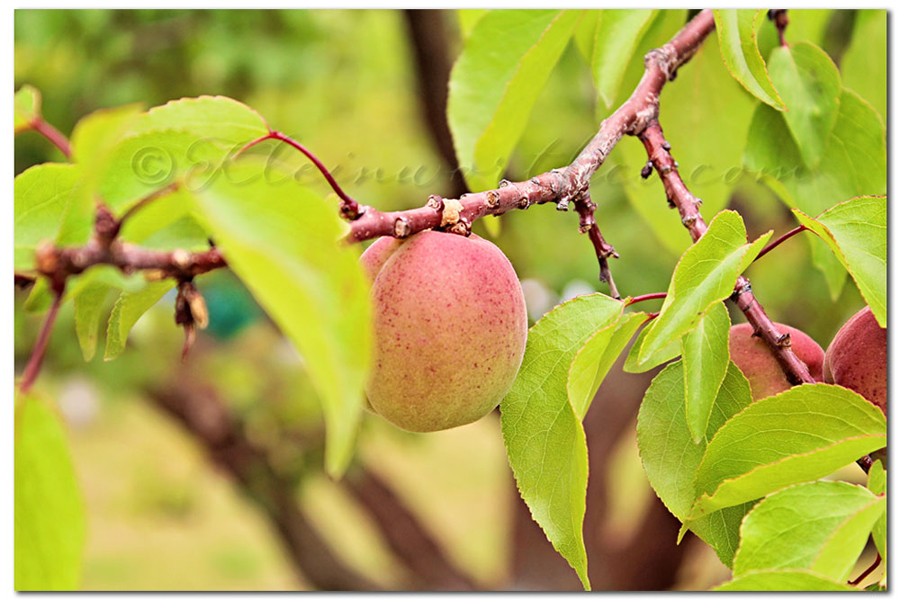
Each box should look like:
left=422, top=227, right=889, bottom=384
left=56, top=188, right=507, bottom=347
left=15, top=9, right=879, bottom=590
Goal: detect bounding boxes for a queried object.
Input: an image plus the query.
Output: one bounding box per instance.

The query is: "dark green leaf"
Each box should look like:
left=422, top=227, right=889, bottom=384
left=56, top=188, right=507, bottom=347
left=840, top=10, right=886, bottom=122
left=501, top=293, right=624, bottom=590
left=637, top=360, right=753, bottom=567
left=766, top=41, right=841, bottom=168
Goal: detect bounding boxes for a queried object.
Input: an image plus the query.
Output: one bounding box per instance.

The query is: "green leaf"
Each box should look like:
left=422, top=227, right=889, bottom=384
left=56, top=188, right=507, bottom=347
left=74, top=281, right=112, bottom=362
left=713, top=569, right=855, bottom=591
left=128, top=95, right=270, bottom=146
left=501, top=293, right=624, bottom=590
left=567, top=311, right=644, bottom=419
left=636, top=360, right=753, bottom=567
left=456, top=9, right=488, bottom=39
left=15, top=392, right=85, bottom=590
left=713, top=10, right=786, bottom=110
left=734, top=481, right=885, bottom=581
left=190, top=161, right=370, bottom=479
left=637, top=211, right=771, bottom=365
left=105, top=281, right=175, bottom=361
left=840, top=10, right=886, bottom=122
left=612, top=24, right=754, bottom=254
left=623, top=320, right=681, bottom=373
left=682, top=301, right=731, bottom=443
left=572, top=10, right=599, bottom=62
left=766, top=42, right=841, bottom=168
left=743, top=90, right=886, bottom=299
left=99, top=130, right=228, bottom=214
left=448, top=10, right=580, bottom=192
left=792, top=196, right=886, bottom=328
left=867, top=460, right=886, bottom=561
left=14, top=163, right=81, bottom=272
left=15, top=84, right=41, bottom=132
left=591, top=10, right=658, bottom=109
left=690, top=384, right=887, bottom=518
left=70, top=103, right=143, bottom=169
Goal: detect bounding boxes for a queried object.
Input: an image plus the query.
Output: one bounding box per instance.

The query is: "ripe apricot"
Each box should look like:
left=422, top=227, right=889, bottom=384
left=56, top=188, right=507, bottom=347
left=729, top=322, right=824, bottom=400
left=361, top=231, right=527, bottom=432
left=824, top=307, right=886, bottom=415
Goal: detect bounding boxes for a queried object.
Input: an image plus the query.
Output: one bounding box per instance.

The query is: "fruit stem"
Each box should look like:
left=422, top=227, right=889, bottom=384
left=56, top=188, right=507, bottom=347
left=754, top=225, right=808, bottom=263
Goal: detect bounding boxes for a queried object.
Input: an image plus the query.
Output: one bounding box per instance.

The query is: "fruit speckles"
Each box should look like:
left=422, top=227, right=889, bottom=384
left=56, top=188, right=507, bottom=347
left=360, top=230, right=528, bottom=432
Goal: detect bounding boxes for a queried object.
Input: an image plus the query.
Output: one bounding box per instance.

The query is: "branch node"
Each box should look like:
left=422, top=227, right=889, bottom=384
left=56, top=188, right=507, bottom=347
left=681, top=214, right=696, bottom=228
left=662, top=140, right=671, bottom=151
left=171, top=249, right=192, bottom=272
left=556, top=196, right=570, bottom=211
left=776, top=332, right=792, bottom=348
left=485, top=190, right=500, bottom=209
left=440, top=199, right=464, bottom=228
left=426, top=194, right=444, bottom=211
left=640, top=162, right=653, bottom=179
left=393, top=216, right=412, bottom=239
left=498, top=178, right=511, bottom=188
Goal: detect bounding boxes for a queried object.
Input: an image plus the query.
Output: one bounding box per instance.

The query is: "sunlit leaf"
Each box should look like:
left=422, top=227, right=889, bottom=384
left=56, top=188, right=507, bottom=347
left=867, top=460, right=886, bottom=561
left=714, top=569, right=854, bottom=591
left=734, top=481, right=884, bottom=582
left=105, top=281, right=175, bottom=361
left=637, top=211, right=771, bottom=365
left=128, top=95, right=270, bottom=146
left=591, top=10, right=658, bottom=109
left=15, top=392, right=85, bottom=590
left=690, top=384, right=887, bottom=518
left=14, top=84, right=41, bottom=132
left=682, top=301, right=730, bottom=443
left=567, top=311, right=644, bottom=419
left=623, top=320, right=681, bottom=373
left=501, top=293, right=624, bottom=590
left=190, top=161, right=370, bottom=478
left=448, top=9, right=580, bottom=192
left=792, top=196, right=886, bottom=327
left=74, top=281, right=112, bottom=362
left=713, top=10, right=785, bottom=110
left=14, top=163, right=81, bottom=272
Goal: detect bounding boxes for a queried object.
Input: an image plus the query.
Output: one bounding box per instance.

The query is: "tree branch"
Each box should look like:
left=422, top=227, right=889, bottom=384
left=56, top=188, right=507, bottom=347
left=636, top=119, right=815, bottom=385
left=343, top=467, right=479, bottom=590
left=343, top=10, right=718, bottom=247
left=18, top=287, right=64, bottom=394
left=146, top=381, right=382, bottom=591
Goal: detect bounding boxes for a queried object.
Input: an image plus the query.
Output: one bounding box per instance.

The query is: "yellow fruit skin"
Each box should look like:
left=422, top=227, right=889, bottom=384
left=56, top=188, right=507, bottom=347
left=824, top=307, right=887, bottom=416
left=361, top=231, right=527, bottom=432
left=729, top=322, right=824, bottom=400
